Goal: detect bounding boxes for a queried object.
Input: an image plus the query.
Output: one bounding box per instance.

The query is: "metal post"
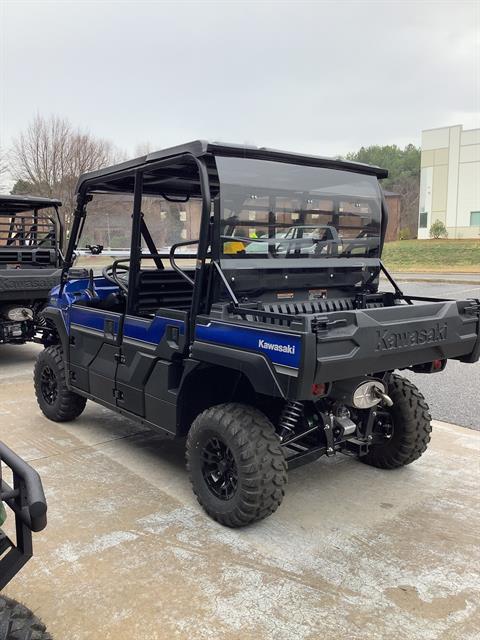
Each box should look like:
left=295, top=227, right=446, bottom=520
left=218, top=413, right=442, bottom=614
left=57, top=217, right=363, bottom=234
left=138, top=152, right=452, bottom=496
left=189, top=158, right=211, bottom=331
left=126, top=170, right=144, bottom=316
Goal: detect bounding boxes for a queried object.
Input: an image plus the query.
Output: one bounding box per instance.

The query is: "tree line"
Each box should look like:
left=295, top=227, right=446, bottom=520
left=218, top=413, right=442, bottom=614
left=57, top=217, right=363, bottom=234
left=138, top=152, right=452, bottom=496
left=345, top=144, right=421, bottom=239
left=1, top=115, right=122, bottom=228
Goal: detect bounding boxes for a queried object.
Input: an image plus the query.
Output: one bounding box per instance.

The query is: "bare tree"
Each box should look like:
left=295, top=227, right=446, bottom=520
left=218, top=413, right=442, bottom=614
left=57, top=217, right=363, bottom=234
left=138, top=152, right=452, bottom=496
left=0, top=148, right=9, bottom=193
left=10, top=115, right=120, bottom=227
left=391, top=174, right=420, bottom=238
left=134, top=142, right=154, bottom=157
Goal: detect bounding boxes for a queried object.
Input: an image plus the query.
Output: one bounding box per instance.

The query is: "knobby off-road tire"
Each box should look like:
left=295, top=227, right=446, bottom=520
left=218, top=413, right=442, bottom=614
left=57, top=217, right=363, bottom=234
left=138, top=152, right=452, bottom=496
left=34, top=345, right=87, bottom=422
left=0, top=596, right=51, bottom=640
left=186, top=403, right=287, bottom=527
left=360, top=374, right=432, bottom=469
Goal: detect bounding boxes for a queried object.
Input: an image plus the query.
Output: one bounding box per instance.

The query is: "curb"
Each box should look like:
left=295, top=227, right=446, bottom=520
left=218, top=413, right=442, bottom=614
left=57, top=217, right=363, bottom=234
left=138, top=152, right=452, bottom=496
left=381, top=274, right=480, bottom=286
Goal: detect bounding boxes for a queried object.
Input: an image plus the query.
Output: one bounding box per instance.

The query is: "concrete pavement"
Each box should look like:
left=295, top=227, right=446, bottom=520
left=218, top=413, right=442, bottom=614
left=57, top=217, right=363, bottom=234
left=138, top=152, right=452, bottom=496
left=1, top=344, right=479, bottom=640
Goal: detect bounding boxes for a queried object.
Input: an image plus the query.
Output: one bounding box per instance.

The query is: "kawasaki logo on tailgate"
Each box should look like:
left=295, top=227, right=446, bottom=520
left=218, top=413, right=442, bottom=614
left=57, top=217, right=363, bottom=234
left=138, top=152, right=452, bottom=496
left=375, top=322, right=447, bottom=352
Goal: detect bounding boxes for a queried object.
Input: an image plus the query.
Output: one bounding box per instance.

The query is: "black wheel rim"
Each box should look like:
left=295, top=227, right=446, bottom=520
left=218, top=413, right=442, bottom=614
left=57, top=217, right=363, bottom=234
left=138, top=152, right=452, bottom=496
left=40, top=366, right=58, bottom=405
left=201, top=437, right=238, bottom=500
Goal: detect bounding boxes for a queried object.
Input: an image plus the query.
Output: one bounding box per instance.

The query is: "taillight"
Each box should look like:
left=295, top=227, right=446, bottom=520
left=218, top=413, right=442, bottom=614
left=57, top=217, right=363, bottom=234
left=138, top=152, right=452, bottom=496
left=312, top=383, right=327, bottom=397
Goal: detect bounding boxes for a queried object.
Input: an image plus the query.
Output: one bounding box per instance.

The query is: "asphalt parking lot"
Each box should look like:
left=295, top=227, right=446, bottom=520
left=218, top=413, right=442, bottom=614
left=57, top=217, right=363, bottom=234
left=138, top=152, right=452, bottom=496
left=1, top=280, right=479, bottom=640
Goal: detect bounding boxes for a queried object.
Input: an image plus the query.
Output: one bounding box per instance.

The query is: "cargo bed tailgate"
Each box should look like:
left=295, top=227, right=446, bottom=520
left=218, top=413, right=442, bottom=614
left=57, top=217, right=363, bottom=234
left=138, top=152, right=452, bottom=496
left=314, top=300, right=479, bottom=382
left=0, top=268, right=62, bottom=301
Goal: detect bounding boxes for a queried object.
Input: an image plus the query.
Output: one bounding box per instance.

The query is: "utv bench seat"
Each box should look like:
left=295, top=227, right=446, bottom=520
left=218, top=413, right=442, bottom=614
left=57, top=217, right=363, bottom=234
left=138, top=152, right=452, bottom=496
left=135, top=268, right=195, bottom=315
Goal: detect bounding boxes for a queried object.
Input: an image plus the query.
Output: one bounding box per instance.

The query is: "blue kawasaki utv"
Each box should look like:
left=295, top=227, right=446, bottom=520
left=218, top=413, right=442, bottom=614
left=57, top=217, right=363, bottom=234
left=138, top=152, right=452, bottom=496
left=33, top=142, right=480, bottom=527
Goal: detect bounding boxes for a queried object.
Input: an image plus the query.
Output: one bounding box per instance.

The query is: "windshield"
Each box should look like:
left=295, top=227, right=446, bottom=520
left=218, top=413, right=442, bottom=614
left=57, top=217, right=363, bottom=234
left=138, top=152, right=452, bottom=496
left=216, top=157, right=382, bottom=262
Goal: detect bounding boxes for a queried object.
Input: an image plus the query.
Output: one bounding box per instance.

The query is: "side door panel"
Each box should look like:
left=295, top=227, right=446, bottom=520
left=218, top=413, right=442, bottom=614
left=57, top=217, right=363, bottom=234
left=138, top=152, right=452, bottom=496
left=69, top=305, right=122, bottom=406
left=116, top=310, right=188, bottom=426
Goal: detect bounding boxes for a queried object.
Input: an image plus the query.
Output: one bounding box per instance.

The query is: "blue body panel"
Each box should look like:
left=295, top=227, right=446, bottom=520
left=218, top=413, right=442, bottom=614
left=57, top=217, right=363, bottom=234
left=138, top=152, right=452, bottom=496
left=48, top=277, right=302, bottom=369
left=195, top=322, right=302, bottom=369
left=48, top=278, right=186, bottom=346
left=48, top=277, right=119, bottom=333
left=70, top=306, right=121, bottom=334
left=49, top=277, right=117, bottom=308
left=123, top=315, right=185, bottom=345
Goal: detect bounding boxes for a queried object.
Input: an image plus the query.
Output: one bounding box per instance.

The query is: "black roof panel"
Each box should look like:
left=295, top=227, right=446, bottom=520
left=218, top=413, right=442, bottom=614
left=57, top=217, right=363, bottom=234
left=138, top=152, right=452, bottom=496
left=0, top=194, right=61, bottom=214
left=75, top=140, right=388, bottom=193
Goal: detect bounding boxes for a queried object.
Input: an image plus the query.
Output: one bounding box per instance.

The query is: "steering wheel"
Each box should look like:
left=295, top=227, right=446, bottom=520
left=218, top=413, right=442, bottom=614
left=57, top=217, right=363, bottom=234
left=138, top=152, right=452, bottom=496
left=102, top=262, right=130, bottom=294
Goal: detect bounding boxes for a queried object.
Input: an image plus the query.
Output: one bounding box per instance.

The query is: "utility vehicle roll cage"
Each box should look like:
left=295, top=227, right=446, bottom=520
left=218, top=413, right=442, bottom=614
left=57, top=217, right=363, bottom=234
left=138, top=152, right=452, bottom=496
left=62, top=140, right=402, bottom=328
left=0, top=195, right=63, bottom=267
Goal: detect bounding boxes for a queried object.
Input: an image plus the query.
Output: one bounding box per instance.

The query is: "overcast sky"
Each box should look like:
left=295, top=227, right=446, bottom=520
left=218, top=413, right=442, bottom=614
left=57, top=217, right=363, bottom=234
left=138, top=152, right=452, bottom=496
left=1, top=0, right=479, bottom=159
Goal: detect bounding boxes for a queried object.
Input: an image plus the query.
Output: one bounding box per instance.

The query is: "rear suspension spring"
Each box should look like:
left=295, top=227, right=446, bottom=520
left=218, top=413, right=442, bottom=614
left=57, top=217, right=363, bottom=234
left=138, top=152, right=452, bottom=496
left=279, top=401, right=304, bottom=440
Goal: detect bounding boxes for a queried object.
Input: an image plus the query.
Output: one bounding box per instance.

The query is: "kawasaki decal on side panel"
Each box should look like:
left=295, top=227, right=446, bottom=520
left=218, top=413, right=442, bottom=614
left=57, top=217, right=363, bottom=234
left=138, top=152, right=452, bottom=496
left=195, top=323, right=301, bottom=368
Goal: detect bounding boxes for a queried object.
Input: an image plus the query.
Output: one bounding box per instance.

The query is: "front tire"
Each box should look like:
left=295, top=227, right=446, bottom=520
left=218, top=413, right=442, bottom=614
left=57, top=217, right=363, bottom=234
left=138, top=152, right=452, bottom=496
left=34, top=345, right=87, bottom=422
left=360, top=374, right=432, bottom=469
left=0, top=595, right=51, bottom=640
left=186, top=403, right=287, bottom=527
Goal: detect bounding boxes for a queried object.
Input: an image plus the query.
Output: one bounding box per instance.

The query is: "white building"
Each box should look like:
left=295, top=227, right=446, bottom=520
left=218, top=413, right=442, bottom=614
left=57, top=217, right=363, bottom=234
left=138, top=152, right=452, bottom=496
left=418, top=124, right=480, bottom=239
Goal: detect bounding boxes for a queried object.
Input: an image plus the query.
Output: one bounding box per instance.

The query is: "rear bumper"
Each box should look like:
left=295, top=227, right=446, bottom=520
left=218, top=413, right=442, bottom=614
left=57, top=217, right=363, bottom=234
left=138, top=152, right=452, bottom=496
left=314, top=300, right=479, bottom=383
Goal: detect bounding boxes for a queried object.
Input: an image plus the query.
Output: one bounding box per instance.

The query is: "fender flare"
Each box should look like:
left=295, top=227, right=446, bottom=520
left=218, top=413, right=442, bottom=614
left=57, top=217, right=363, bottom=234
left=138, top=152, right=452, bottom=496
left=40, top=307, right=69, bottom=356
left=190, top=340, right=289, bottom=398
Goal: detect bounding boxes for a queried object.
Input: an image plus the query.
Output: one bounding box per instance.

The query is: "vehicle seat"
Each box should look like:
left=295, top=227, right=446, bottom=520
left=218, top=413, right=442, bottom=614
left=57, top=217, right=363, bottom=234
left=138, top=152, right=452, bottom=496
left=134, top=269, right=195, bottom=315
left=75, top=290, right=126, bottom=313
left=94, top=291, right=126, bottom=313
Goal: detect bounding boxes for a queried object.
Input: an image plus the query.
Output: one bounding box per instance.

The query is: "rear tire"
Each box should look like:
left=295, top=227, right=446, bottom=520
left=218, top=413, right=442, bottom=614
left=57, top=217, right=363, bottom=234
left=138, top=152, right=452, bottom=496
left=34, top=345, right=87, bottom=422
left=0, top=595, right=51, bottom=640
left=186, top=403, right=287, bottom=527
left=360, top=374, right=432, bottom=469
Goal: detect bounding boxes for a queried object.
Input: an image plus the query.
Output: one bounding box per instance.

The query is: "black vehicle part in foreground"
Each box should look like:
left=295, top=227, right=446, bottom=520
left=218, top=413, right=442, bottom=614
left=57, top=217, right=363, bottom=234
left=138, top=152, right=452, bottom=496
left=0, top=596, right=52, bottom=640
left=0, top=443, right=49, bottom=639
left=0, top=441, right=47, bottom=590
left=0, top=195, right=63, bottom=345
left=35, top=140, right=480, bottom=527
